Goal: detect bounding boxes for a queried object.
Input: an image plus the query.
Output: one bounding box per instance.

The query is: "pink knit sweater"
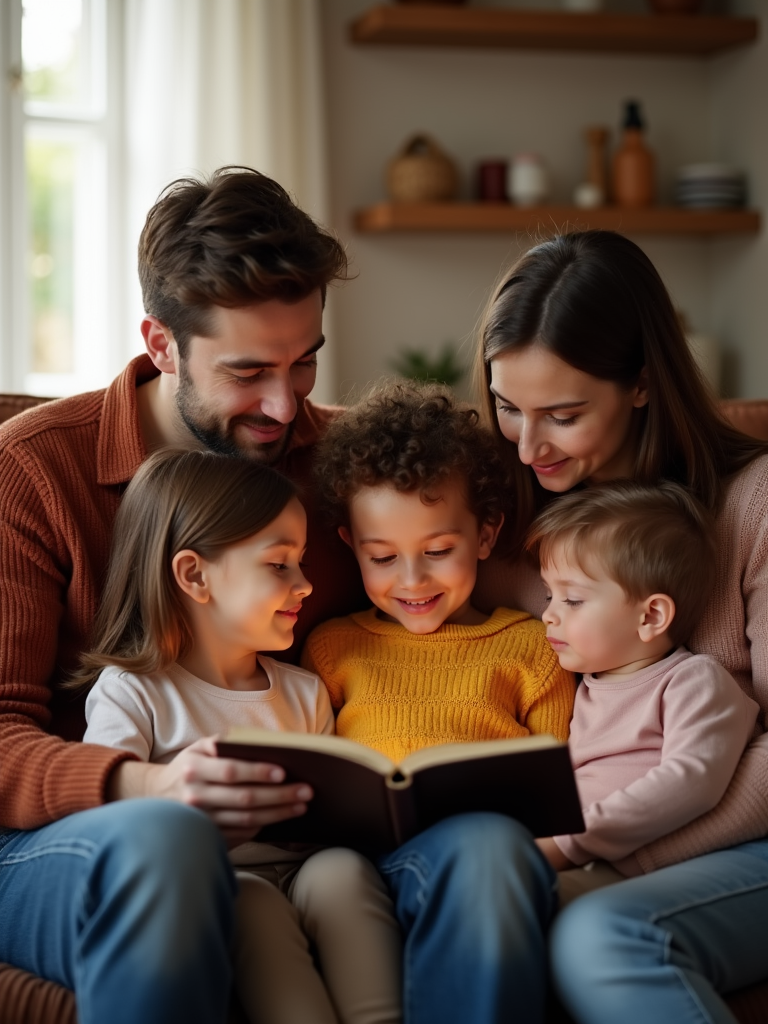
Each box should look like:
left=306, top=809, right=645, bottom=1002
left=474, top=455, right=768, bottom=874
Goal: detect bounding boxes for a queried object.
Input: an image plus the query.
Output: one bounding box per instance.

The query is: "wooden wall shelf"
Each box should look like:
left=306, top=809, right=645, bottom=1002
left=354, top=203, right=762, bottom=237
left=350, top=6, right=758, bottom=57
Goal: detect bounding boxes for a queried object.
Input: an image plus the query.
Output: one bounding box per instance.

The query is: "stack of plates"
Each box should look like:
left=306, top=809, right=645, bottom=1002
left=676, top=164, right=746, bottom=209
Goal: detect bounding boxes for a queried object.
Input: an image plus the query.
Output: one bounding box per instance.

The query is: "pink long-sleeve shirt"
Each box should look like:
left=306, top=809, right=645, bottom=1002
left=552, top=648, right=759, bottom=866
left=475, top=456, right=768, bottom=873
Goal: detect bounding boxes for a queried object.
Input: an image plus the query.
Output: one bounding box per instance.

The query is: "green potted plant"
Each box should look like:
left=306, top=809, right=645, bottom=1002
left=390, top=343, right=465, bottom=388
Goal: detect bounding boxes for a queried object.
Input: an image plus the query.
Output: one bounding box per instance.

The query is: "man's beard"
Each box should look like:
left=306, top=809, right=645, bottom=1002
left=176, top=363, right=294, bottom=466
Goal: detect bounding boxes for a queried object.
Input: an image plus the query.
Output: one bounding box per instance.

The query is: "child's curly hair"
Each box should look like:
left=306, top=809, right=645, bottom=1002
left=315, top=379, right=509, bottom=527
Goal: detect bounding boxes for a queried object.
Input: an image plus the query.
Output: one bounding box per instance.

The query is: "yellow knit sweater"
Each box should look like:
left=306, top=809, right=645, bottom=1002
left=301, top=607, right=575, bottom=764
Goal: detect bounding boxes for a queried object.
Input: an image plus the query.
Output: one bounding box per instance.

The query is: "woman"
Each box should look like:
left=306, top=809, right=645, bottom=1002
left=474, top=229, right=768, bottom=1023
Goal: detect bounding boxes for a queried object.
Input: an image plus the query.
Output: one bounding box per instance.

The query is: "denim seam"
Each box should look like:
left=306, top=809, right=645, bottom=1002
left=0, top=838, right=98, bottom=868
left=672, top=964, right=718, bottom=1024
left=658, top=931, right=718, bottom=1024
left=71, top=852, right=96, bottom=1020
left=378, top=852, right=431, bottom=1020
left=0, top=837, right=98, bottom=996
left=377, top=852, right=431, bottom=907
left=650, top=879, right=768, bottom=926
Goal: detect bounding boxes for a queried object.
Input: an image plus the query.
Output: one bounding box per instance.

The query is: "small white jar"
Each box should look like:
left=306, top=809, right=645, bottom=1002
left=508, top=154, right=549, bottom=207
left=573, top=182, right=605, bottom=208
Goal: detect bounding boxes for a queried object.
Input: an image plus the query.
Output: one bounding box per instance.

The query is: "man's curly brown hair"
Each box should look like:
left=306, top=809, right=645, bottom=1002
left=315, top=379, right=509, bottom=528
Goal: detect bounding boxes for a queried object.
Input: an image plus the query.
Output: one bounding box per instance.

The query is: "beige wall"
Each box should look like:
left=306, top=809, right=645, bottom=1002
left=320, top=0, right=766, bottom=401
left=709, top=0, right=768, bottom=398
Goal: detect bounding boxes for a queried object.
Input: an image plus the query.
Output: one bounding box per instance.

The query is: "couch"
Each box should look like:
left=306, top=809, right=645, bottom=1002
left=1, top=392, right=768, bottom=1023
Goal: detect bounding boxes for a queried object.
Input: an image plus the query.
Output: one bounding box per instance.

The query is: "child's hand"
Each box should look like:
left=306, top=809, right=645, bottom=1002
left=536, top=836, right=575, bottom=872
left=107, top=735, right=313, bottom=841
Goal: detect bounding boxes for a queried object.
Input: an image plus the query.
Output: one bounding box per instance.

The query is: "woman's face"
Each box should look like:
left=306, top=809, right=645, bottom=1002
left=489, top=345, right=648, bottom=492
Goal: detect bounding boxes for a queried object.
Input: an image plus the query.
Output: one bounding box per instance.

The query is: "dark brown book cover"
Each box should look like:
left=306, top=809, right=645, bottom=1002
left=216, top=730, right=584, bottom=852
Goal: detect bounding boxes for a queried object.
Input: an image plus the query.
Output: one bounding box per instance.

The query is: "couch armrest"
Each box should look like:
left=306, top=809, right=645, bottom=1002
left=0, top=393, right=52, bottom=426
left=719, top=399, right=768, bottom=441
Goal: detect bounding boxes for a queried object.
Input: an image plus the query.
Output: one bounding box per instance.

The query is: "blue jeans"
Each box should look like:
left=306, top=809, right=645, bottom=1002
left=378, top=812, right=557, bottom=1024
left=551, top=840, right=768, bottom=1024
left=0, top=799, right=237, bottom=1024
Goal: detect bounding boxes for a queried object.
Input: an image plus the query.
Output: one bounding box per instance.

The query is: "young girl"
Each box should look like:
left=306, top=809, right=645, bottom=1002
left=74, top=448, right=402, bottom=1024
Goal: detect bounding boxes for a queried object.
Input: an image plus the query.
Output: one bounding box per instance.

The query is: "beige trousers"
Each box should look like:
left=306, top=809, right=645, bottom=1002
left=234, top=847, right=402, bottom=1024
left=557, top=860, right=626, bottom=909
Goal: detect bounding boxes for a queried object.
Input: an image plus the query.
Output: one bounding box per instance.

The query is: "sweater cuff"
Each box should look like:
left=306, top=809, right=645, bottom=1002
left=634, top=737, right=768, bottom=874
left=40, top=743, right=138, bottom=826
left=46, top=744, right=138, bottom=820
left=552, top=834, right=593, bottom=867
left=611, top=851, right=644, bottom=878
left=1, top=720, right=141, bottom=830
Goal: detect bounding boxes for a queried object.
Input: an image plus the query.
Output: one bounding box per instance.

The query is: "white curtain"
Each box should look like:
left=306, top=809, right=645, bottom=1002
left=124, top=0, right=337, bottom=401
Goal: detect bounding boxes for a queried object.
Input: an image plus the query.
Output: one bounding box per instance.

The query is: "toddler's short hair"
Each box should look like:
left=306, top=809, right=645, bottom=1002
left=525, top=480, right=716, bottom=646
left=315, top=379, right=508, bottom=528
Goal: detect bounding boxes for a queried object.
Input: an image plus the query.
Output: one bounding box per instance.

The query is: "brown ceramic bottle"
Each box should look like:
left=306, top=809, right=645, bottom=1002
left=612, top=101, right=655, bottom=208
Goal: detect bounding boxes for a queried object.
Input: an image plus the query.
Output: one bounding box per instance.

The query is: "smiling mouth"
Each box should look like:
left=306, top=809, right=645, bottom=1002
left=240, top=421, right=286, bottom=439
left=277, top=604, right=302, bottom=618
left=532, top=458, right=570, bottom=475
left=396, top=595, right=442, bottom=614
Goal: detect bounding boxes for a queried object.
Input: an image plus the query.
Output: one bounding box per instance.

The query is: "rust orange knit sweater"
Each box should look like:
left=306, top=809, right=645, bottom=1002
left=0, top=355, right=366, bottom=831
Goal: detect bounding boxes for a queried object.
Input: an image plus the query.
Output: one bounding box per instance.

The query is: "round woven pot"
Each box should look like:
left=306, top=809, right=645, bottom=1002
left=387, top=134, right=459, bottom=203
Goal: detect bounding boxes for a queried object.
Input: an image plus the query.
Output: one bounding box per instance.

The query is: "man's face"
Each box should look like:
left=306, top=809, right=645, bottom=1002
left=175, top=290, right=324, bottom=464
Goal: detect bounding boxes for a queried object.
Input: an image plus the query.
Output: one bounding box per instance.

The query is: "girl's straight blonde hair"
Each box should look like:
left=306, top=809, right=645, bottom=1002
left=69, top=448, right=296, bottom=690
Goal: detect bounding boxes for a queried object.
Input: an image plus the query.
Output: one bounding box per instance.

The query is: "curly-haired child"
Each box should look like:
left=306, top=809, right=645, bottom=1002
left=301, top=379, right=575, bottom=763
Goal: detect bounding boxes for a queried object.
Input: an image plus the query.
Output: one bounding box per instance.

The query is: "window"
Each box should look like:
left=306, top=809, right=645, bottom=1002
left=0, top=0, right=124, bottom=396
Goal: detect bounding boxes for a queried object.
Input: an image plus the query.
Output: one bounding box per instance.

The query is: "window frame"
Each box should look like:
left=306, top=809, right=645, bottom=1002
left=0, top=0, right=126, bottom=396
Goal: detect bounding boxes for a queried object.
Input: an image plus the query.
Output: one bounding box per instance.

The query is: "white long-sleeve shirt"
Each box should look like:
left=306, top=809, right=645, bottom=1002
left=83, top=656, right=334, bottom=867
left=553, top=647, right=760, bottom=866
left=83, top=656, right=334, bottom=763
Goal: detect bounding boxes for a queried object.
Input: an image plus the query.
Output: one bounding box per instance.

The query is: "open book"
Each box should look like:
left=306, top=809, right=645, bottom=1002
left=216, top=730, right=584, bottom=851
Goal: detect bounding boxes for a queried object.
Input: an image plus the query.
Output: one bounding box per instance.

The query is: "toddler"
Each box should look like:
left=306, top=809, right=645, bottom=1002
left=302, top=379, right=575, bottom=762
left=526, top=480, right=760, bottom=902
left=74, top=448, right=401, bottom=1024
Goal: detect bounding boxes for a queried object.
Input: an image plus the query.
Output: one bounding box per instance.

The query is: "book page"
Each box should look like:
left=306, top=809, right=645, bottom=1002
left=399, top=733, right=561, bottom=776
left=221, top=726, right=396, bottom=775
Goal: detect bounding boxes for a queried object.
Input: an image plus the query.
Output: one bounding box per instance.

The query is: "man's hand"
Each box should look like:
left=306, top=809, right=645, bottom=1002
left=106, top=735, right=312, bottom=841
left=536, top=836, right=575, bottom=872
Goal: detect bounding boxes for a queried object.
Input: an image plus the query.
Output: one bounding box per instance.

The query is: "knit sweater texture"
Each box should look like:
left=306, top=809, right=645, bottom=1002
left=475, top=455, right=768, bottom=874
left=0, top=355, right=367, bottom=831
left=553, top=648, right=758, bottom=868
left=301, top=606, right=575, bottom=763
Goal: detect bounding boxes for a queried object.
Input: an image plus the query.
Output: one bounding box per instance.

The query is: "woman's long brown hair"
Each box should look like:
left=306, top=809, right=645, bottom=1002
left=475, top=230, right=768, bottom=555
left=68, top=448, right=296, bottom=690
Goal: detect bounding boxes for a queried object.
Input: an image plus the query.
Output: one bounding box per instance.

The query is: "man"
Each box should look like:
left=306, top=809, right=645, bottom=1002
left=0, top=169, right=553, bottom=1024
left=0, top=168, right=366, bottom=1024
